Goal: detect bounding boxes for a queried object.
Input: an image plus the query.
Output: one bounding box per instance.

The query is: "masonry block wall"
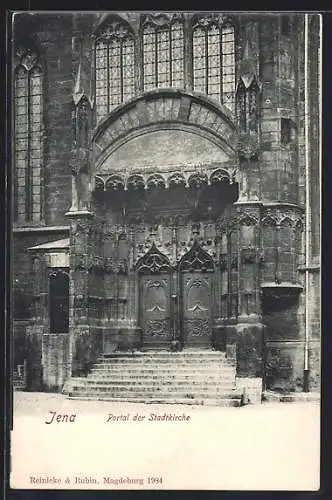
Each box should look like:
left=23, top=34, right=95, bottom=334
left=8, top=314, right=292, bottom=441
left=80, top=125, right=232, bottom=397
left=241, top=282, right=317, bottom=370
left=13, top=13, right=73, bottom=390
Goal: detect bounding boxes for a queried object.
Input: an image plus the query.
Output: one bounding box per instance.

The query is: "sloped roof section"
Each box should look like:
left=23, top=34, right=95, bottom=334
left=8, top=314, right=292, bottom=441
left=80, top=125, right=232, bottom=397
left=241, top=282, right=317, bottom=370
left=27, top=238, right=69, bottom=251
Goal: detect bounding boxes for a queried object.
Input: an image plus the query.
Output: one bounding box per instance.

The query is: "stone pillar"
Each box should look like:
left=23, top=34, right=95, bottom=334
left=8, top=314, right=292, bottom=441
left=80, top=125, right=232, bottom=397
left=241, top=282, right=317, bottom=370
left=233, top=20, right=264, bottom=378
left=233, top=203, right=264, bottom=378
left=67, top=213, right=94, bottom=376
left=213, top=216, right=229, bottom=351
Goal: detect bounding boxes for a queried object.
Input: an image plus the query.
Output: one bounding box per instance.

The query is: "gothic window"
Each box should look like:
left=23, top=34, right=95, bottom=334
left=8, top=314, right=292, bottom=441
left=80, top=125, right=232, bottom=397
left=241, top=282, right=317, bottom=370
left=192, top=17, right=235, bottom=112
left=14, top=47, right=43, bottom=223
left=142, top=17, right=184, bottom=91
left=49, top=270, right=69, bottom=334
left=95, top=19, right=135, bottom=122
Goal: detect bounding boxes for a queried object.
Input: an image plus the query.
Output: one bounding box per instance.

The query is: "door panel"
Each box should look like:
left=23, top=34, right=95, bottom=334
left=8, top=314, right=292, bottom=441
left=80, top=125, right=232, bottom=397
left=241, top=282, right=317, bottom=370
left=140, top=274, right=171, bottom=348
left=182, top=272, right=212, bottom=347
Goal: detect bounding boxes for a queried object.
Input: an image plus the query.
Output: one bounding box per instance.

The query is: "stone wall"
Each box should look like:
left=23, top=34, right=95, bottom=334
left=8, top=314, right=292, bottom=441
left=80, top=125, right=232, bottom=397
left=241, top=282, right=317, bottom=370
left=42, top=333, right=70, bottom=391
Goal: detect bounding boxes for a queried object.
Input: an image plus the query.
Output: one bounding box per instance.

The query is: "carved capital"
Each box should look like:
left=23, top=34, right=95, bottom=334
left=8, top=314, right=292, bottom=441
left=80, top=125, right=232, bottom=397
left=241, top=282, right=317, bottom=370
left=237, top=132, right=260, bottom=160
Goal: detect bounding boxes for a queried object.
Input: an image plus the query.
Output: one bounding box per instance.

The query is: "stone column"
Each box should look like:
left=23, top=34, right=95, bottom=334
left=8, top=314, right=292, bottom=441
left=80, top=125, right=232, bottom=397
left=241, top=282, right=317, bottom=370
left=66, top=213, right=95, bottom=376
left=232, top=203, right=264, bottom=378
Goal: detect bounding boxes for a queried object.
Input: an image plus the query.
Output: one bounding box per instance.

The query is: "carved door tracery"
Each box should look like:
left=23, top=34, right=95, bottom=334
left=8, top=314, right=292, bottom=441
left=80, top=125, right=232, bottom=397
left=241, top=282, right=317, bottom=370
left=179, top=240, right=214, bottom=347
left=140, top=276, right=171, bottom=346
left=136, top=243, right=172, bottom=348
left=136, top=240, right=215, bottom=348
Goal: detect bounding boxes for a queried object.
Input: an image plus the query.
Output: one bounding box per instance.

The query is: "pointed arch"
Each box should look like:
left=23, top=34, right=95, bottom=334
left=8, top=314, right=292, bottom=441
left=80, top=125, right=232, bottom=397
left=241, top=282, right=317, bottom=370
left=135, top=242, right=172, bottom=274
left=179, top=239, right=214, bottom=272
left=95, top=16, right=135, bottom=122
left=14, top=43, right=44, bottom=223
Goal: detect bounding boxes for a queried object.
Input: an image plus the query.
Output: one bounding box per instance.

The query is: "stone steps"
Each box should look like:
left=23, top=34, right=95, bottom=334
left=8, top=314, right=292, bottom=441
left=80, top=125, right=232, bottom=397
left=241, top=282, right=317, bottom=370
left=64, top=350, right=242, bottom=406
left=97, top=353, right=227, bottom=362
left=88, top=370, right=234, bottom=383
left=67, top=383, right=236, bottom=392
left=67, top=388, right=238, bottom=397
left=98, top=350, right=227, bottom=356
left=67, top=395, right=242, bottom=407
left=90, top=367, right=234, bottom=374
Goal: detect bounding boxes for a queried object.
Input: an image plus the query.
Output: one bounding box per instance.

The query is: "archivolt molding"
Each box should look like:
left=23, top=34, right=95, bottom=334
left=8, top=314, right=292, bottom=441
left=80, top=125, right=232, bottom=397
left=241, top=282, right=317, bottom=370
left=93, top=89, right=237, bottom=162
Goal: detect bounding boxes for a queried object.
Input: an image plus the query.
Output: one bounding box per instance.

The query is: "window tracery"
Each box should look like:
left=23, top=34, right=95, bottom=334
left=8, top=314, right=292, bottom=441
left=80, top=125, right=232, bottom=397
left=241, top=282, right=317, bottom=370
left=14, top=46, right=43, bottom=223
left=95, top=19, right=135, bottom=121
left=142, top=15, right=185, bottom=91
left=94, top=14, right=237, bottom=120
left=192, top=16, right=235, bottom=112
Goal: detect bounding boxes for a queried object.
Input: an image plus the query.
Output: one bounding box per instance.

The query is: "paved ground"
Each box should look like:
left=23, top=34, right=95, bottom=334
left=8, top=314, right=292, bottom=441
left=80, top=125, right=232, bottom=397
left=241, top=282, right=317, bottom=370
left=11, top=391, right=320, bottom=491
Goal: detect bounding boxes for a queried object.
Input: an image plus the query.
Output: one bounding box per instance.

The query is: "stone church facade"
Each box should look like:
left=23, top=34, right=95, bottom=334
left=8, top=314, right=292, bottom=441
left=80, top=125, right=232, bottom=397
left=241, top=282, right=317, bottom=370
left=12, top=12, right=321, bottom=398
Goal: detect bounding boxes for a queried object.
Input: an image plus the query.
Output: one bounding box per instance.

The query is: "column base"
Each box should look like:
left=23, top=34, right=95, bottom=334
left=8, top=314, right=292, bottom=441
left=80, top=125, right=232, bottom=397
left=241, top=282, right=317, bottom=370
left=212, top=321, right=237, bottom=352
left=102, top=327, right=142, bottom=352
left=235, top=322, right=264, bottom=377
left=42, top=333, right=70, bottom=391
left=71, top=325, right=103, bottom=377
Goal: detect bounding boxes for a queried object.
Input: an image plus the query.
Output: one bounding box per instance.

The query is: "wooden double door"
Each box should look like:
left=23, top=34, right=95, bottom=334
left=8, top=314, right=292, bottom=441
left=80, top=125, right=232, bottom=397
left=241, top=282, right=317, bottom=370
left=139, top=270, right=213, bottom=349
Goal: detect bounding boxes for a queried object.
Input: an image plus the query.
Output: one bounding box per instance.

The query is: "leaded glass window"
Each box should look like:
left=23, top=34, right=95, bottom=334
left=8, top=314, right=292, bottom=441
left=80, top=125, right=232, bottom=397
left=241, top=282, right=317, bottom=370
left=95, top=20, right=135, bottom=122
left=14, top=48, right=43, bottom=223
left=142, top=20, right=184, bottom=91
left=192, top=18, right=235, bottom=112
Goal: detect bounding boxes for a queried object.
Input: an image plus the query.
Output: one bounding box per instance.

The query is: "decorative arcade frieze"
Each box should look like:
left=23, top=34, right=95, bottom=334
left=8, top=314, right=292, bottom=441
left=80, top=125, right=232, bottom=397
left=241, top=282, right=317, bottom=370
left=95, top=165, right=237, bottom=192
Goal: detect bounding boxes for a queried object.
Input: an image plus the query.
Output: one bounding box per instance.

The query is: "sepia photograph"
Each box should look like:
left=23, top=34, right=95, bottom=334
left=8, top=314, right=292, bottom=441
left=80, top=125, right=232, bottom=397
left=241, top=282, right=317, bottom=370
left=10, top=10, right=321, bottom=491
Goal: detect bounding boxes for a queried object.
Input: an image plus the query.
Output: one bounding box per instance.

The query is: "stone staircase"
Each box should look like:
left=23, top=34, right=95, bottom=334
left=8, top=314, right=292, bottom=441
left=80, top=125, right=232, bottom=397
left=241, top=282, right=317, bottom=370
left=63, top=350, right=244, bottom=407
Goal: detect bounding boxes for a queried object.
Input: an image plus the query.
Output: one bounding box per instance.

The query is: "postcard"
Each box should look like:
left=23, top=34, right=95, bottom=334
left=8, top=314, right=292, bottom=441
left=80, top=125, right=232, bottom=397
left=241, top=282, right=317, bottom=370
left=10, top=10, right=321, bottom=491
